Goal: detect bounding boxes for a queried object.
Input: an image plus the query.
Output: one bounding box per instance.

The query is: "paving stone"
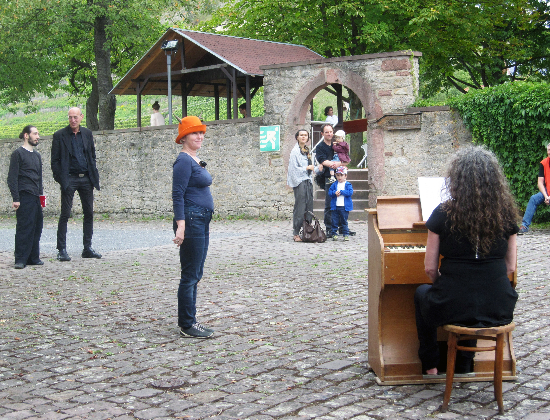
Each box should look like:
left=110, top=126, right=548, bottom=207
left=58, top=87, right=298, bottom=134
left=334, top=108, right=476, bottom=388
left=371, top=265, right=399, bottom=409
left=1, top=220, right=549, bottom=419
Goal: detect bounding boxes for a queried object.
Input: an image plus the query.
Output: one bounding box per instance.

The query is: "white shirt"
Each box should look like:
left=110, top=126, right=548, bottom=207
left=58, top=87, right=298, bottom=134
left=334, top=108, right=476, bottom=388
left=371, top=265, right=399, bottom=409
left=150, top=112, right=165, bottom=126
left=336, top=181, right=346, bottom=206
left=325, top=115, right=338, bottom=126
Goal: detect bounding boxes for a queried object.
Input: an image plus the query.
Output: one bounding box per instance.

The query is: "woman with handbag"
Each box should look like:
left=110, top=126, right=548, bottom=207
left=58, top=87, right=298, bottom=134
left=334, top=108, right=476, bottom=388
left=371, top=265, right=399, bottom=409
left=287, top=129, right=314, bottom=242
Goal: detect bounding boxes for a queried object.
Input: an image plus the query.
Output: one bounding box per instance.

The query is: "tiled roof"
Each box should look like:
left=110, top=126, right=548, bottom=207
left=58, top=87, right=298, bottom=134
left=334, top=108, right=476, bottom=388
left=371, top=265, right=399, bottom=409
left=174, top=29, right=323, bottom=76
left=111, top=29, right=323, bottom=96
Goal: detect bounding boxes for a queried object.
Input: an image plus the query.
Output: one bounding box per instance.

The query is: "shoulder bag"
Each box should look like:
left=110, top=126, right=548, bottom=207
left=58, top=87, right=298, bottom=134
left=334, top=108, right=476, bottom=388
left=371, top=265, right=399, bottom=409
left=300, top=211, right=327, bottom=243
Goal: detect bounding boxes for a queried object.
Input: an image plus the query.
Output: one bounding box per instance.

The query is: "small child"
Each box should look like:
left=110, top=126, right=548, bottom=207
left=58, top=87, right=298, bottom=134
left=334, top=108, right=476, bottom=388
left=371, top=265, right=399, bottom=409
left=328, top=130, right=351, bottom=184
left=328, top=166, right=354, bottom=240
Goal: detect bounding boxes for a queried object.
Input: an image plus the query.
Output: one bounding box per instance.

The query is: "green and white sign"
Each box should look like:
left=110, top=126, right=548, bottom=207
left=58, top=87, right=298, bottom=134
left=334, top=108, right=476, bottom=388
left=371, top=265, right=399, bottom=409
left=260, top=125, right=280, bottom=152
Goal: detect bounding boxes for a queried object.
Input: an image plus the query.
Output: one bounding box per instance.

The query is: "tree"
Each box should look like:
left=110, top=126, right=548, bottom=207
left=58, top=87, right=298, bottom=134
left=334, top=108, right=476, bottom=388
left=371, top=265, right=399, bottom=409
left=201, top=0, right=550, bottom=97
left=0, top=0, right=172, bottom=130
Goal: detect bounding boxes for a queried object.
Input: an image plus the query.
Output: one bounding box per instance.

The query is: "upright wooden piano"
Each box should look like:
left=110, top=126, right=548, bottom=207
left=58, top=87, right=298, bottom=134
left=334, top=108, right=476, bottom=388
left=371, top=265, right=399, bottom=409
left=367, top=196, right=517, bottom=385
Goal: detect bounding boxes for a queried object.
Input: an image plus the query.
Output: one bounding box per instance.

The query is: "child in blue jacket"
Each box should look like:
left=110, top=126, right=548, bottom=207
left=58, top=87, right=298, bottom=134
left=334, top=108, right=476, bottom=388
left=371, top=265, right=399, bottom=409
left=328, top=166, right=353, bottom=241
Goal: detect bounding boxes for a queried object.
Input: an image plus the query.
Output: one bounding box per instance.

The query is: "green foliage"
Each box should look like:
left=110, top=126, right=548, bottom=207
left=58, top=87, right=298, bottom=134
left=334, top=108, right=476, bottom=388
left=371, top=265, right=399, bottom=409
left=200, top=0, right=550, bottom=96
left=0, top=0, right=223, bottom=128
left=448, top=82, right=550, bottom=221
left=0, top=90, right=265, bottom=139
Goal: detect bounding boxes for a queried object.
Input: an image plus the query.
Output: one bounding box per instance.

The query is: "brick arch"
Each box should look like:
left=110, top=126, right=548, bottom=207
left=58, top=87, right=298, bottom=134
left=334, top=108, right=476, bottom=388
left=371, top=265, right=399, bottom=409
left=282, top=67, right=378, bottom=176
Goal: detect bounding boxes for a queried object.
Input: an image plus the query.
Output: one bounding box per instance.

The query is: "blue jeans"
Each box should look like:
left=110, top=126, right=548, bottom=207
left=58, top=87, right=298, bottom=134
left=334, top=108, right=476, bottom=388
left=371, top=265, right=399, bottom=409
left=522, top=192, right=545, bottom=227
left=331, top=206, right=349, bottom=236
left=173, top=205, right=212, bottom=329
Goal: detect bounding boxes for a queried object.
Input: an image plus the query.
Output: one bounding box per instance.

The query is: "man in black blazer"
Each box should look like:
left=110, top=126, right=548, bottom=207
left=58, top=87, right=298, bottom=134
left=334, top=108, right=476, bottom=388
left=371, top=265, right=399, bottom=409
left=51, top=107, right=102, bottom=261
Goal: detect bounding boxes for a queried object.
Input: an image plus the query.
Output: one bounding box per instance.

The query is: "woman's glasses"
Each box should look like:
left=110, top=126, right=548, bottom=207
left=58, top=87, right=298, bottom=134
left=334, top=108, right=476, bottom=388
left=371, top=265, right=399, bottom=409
left=199, top=161, right=207, bottom=168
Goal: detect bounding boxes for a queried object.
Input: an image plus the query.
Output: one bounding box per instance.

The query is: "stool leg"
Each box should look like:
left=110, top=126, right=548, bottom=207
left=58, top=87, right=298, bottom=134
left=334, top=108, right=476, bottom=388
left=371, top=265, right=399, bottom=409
left=442, top=332, right=458, bottom=412
left=494, top=333, right=505, bottom=414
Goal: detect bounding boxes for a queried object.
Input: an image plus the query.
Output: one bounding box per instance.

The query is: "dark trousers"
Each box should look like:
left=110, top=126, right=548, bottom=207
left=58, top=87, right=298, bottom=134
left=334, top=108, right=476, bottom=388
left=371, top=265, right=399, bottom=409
left=173, top=205, right=212, bottom=329
left=331, top=206, right=349, bottom=236
left=15, top=192, right=43, bottom=265
left=57, top=175, right=94, bottom=250
left=323, top=182, right=332, bottom=236
left=414, top=284, right=476, bottom=373
left=292, top=180, right=313, bottom=236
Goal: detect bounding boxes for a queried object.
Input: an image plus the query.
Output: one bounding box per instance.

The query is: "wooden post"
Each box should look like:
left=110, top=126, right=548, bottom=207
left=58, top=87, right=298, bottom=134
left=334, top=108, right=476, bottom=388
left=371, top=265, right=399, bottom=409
left=214, top=85, right=220, bottom=121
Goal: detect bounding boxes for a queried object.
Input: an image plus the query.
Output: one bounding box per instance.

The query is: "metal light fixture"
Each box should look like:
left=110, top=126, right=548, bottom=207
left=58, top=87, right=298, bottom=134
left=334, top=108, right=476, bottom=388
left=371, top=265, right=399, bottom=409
left=161, top=40, right=179, bottom=124
left=161, top=40, right=179, bottom=52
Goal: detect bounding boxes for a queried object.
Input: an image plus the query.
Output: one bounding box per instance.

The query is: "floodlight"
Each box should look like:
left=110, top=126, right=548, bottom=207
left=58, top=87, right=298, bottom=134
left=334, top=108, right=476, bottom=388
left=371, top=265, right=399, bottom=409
left=161, top=40, right=179, bottom=52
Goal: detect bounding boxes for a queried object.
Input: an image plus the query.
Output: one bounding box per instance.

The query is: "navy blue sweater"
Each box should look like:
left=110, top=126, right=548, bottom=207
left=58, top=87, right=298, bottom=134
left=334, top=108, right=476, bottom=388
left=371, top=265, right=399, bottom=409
left=172, top=153, right=214, bottom=220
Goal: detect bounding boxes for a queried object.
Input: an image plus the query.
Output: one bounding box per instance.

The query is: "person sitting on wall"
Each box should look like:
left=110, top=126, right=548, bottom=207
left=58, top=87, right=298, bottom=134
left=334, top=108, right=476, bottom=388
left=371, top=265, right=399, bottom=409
left=519, top=142, right=550, bottom=234
left=239, top=103, right=248, bottom=118
left=150, top=101, right=165, bottom=126
left=324, top=106, right=338, bottom=126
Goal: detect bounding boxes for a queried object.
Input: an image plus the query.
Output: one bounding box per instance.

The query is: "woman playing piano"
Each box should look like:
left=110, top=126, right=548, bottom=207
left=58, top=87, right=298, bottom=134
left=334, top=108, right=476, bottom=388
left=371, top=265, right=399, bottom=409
left=414, top=146, right=519, bottom=375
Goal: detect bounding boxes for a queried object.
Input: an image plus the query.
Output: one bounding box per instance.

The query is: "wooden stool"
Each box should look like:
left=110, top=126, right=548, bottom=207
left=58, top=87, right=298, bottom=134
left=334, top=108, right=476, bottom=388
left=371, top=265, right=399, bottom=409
left=441, top=322, right=516, bottom=414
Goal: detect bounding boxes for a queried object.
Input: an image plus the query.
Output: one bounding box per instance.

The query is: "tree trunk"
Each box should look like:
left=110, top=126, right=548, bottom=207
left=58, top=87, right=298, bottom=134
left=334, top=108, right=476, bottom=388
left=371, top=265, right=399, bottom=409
left=94, top=14, right=116, bottom=130
left=347, top=88, right=365, bottom=166
left=86, top=76, right=100, bottom=131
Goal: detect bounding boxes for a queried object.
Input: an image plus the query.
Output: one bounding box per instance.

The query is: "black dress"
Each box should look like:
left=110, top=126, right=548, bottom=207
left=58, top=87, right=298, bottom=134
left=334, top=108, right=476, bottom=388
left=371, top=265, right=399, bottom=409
left=423, top=203, right=519, bottom=327
left=415, top=203, right=518, bottom=372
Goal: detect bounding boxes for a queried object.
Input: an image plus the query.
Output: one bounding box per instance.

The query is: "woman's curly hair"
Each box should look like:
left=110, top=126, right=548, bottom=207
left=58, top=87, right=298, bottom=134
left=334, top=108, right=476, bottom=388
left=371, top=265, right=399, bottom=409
left=442, top=146, right=519, bottom=256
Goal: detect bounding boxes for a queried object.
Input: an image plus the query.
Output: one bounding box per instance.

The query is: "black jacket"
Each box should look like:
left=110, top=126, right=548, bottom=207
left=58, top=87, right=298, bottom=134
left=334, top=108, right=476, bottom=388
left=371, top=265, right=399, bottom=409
left=51, top=125, right=100, bottom=191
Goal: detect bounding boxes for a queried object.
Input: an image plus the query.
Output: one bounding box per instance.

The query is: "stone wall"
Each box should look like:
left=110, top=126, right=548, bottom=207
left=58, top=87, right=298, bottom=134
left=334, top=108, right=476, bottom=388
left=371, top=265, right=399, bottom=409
left=0, top=109, right=471, bottom=218
left=0, top=118, right=292, bottom=218
left=261, top=52, right=422, bottom=174
left=0, top=50, right=473, bottom=218
left=367, top=107, right=472, bottom=206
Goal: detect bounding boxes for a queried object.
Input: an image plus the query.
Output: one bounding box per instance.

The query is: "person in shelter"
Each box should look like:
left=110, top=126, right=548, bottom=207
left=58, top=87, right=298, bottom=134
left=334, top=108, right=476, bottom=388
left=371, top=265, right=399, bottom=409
left=414, top=146, right=519, bottom=376
left=150, top=101, right=165, bottom=126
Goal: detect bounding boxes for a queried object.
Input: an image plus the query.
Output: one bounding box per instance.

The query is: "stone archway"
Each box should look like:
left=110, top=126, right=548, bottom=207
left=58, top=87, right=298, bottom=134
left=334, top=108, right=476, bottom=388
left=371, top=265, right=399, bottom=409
left=262, top=51, right=421, bottom=203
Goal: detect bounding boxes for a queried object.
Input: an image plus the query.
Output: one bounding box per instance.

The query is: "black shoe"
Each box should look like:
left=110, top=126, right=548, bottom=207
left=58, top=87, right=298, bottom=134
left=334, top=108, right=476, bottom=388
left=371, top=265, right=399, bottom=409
left=57, top=249, right=71, bottom=261
left=180, top=323, right=214, bottom=338
left=27, top=260, right=44, bottom=266
left=82, top=247, right=102, bottom=259
left=14, top=262, right=26, bottom=269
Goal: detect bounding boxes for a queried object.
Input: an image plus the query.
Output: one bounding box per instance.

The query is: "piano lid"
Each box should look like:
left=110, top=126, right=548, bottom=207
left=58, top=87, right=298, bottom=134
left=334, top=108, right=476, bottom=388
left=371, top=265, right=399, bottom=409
left=376, top=196, right=424, bottom=230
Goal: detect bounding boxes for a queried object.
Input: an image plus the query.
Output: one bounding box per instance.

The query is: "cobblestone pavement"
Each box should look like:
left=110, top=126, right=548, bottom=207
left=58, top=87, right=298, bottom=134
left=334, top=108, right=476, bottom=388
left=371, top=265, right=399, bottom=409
left=0, top=219, right=549, bottom=420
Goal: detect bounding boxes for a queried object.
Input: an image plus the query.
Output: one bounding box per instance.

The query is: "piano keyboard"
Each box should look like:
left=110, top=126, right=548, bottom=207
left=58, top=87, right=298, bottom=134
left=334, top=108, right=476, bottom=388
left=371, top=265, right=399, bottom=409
left=384, top=245, right=426, bottom=252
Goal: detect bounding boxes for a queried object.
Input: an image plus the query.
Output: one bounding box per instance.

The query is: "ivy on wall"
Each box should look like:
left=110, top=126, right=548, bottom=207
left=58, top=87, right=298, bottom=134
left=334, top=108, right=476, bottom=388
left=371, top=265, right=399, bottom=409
left=448, top=82, right=550, bottom=221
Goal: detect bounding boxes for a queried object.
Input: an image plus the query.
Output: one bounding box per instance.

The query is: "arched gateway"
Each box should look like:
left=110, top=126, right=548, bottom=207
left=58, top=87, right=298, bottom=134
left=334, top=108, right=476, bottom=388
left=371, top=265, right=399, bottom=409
left=261, top=51, right=421, bottom=207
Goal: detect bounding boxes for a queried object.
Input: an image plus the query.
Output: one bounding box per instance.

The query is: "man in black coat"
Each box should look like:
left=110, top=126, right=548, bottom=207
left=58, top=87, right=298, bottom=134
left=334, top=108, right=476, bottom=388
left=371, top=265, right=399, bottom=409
left=51, top=107, right=102, bottom=261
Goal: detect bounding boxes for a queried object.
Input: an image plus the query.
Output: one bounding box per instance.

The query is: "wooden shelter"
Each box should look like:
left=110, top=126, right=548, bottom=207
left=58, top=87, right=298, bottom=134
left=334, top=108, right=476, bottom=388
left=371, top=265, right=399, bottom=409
left=110, top=28, right=323, bottom=126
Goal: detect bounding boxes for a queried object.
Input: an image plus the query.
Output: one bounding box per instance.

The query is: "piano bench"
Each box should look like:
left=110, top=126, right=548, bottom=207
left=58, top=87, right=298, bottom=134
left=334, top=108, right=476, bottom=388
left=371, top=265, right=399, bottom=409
left=441, top=322, right=516, bottom=415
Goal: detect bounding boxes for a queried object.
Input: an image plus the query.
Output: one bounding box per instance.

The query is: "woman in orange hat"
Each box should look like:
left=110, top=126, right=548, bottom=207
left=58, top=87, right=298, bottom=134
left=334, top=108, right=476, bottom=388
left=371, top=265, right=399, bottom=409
left=172, top=116, right=214, bottom=338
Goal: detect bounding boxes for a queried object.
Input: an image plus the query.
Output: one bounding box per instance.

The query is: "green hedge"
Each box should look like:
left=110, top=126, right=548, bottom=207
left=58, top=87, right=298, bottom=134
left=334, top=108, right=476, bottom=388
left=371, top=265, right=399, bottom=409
left=448, top=82, right=550, bottom=222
